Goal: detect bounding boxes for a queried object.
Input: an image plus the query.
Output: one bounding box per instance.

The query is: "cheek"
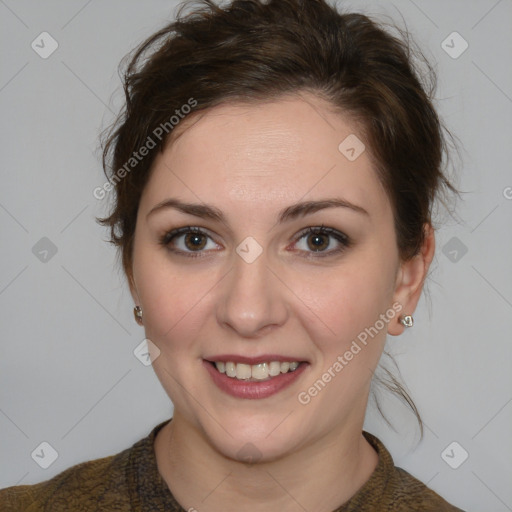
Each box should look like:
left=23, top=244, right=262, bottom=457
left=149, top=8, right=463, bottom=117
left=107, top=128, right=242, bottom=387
left=140, top=276, right=204, bottom=346
left=132, top=242, right=207, bottom=352
left=135, top=262, right=213, bottom=414
left=292, top=254, right=397, bottom=420
left=295, top=248, right=397, bottom=362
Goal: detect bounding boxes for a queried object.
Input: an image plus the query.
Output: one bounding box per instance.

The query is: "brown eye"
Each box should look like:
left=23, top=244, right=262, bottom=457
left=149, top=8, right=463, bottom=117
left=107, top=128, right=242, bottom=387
left=306, top=233, right=330, bottom=251
left=184, top=232, right=207, bottom=251
left=293, top=226, right=351, bottom=257
left=160, top=227, right=221, bottom=258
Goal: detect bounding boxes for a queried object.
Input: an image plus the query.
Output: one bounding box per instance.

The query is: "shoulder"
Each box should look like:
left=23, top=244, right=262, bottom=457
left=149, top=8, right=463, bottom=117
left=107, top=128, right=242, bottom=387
left=0, top=446, right=132, bottom=512
left=358, top=432, right=466, bottom=512
left=389, top=466, right=465, bottom=511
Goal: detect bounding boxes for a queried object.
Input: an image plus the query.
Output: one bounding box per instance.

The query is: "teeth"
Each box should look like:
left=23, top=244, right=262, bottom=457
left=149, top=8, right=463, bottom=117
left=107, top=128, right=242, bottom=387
left=214, top=360, right=301, bottom=380
left=251, top=363, right=269, bottom=380
left=236, top=363, right=252, bottom=380
left=269, top=361, right=281, bottom=376
left=225, top=362, right=236, bottom=378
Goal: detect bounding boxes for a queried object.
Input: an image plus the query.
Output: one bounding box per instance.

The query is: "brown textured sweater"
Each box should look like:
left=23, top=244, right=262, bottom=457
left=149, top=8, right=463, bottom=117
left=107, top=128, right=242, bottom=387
left=0, top=418, right=465, bottom=511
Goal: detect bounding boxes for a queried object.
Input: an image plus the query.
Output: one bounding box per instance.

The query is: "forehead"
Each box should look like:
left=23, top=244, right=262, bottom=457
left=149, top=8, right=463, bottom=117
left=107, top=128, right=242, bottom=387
left=141, top=94, right=390, bottom=219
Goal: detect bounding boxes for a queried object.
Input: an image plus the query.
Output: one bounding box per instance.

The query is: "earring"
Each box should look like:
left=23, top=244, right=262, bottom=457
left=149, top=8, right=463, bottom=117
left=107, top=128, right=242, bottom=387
left=399, top=314, right=414, bottom=328
left=133, top=306, right=143, bottom=325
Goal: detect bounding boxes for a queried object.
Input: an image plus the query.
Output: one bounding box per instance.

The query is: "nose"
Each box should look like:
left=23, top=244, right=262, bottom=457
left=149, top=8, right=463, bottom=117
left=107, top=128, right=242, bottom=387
left=216, top=248, right=288, bottom=338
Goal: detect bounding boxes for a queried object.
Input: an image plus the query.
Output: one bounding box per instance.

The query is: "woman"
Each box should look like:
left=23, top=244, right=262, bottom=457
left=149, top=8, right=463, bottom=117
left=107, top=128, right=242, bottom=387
left=0, top=0, right=465, bottom=510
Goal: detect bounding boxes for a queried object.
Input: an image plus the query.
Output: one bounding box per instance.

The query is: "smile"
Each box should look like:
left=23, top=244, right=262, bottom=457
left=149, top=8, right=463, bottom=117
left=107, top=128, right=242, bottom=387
left=204, top=358, right=309, bottom=399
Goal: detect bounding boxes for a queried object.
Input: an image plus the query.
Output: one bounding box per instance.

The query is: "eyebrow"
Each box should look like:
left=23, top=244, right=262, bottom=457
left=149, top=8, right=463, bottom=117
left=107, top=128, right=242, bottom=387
left=147, top=197, right=369, bottom=223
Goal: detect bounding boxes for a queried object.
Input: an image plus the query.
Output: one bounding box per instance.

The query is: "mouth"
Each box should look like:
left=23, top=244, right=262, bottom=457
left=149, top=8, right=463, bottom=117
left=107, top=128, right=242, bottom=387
left=203, top=356, right=309, bottom=399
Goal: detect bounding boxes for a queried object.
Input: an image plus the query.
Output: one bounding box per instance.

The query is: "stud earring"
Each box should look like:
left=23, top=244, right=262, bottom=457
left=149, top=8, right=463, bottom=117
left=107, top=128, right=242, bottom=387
left=399, top=314, right=414, bottom=328
left=133, top=306, right=143, bottom=325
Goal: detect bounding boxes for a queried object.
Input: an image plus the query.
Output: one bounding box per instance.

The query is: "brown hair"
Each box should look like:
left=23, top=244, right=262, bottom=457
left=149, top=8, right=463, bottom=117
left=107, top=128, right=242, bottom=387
left=98, top=0, right=459, bottom=434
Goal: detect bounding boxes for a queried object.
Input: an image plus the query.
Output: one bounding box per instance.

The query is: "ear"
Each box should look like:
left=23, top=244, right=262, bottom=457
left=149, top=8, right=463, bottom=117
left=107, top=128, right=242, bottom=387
left=388, top=223, right=435, bottom=336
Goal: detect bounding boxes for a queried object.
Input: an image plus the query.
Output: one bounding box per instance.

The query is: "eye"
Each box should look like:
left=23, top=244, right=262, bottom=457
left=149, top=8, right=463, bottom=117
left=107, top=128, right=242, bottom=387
left=159, top=227, right=221, bottom=257
left=291, top=226, right=350, bottom=257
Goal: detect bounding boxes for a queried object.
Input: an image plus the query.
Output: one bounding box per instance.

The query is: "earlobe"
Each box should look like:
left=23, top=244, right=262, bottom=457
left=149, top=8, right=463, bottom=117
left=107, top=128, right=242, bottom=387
left=129, top=274, right=144, bottom=326
left=133, top=305, right=144, bottom=325
left=388, top=224, right=435, bottom=336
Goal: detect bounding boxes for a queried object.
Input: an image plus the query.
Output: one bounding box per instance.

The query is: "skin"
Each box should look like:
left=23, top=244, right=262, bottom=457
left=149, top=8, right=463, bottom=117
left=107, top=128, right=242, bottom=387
left=129, top=92, right=435, bottom=512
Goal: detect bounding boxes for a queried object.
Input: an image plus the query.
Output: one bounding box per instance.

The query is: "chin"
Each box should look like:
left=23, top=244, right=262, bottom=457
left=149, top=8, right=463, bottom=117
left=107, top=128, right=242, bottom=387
left=198, top=412, right=306, bottom=464
left=217, top=434, right=298, bottom=464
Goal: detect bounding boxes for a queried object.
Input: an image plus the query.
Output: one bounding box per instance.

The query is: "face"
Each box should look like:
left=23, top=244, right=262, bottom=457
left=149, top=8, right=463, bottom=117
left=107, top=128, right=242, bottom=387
left=130, top=94, right=405, bottom=462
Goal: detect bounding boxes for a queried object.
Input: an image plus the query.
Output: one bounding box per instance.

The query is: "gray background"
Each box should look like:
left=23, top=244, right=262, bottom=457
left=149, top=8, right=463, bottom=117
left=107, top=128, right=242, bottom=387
left=1, top=1, right=511, bottom=510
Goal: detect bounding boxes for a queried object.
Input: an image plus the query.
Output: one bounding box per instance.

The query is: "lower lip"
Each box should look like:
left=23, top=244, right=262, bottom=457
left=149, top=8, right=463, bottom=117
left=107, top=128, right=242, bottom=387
left=203, top=361, right=308, bottom=400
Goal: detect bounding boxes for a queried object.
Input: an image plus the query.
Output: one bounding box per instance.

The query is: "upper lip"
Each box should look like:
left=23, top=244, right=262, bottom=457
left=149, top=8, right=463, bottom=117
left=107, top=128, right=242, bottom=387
left=205, top=354, right=307, bottom=365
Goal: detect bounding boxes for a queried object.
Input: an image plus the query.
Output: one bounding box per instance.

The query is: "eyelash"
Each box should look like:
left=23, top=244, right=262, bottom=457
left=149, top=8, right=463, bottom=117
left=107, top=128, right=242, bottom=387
left=159, top=225, right=351, bottom=260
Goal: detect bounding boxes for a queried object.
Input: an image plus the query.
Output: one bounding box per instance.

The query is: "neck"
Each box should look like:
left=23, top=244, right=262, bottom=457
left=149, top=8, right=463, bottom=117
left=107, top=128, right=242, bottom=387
left=154, top=413, right=378, bottom=512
